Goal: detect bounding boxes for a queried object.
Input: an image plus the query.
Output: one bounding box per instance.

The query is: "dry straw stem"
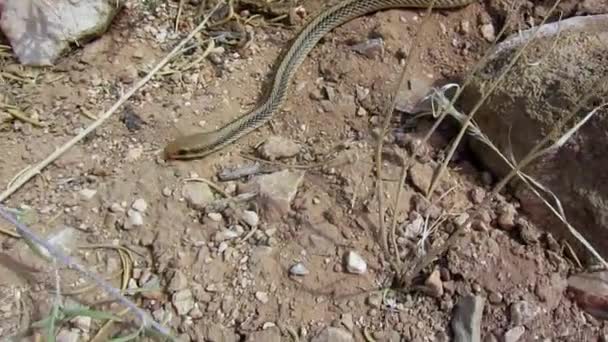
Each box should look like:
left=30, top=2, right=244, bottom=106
left=0, top=3, right=221, bottom=203
left=375, top=0, right=439, bottom=265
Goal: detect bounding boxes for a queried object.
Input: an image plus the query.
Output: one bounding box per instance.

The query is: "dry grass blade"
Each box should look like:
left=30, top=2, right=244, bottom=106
left=375, top=0, right=439, bottom=264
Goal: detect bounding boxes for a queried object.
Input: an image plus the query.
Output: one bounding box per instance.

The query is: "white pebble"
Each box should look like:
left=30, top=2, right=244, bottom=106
left=289, top=263, right=309, bottom=276
left=242, top=210, right=259, bottom=227
left=255, top=291, right=269, bottom=304
left=79, top=188, right=97, bottom=201
left=131, top=198, right=147, bottom=213
left=109, top=203, right=123, bottom=213
left=345, top=251, right=367, bottom=274
left=207, top=212, right=223, bottom=222
left=124, top=209, right=143, bottom=229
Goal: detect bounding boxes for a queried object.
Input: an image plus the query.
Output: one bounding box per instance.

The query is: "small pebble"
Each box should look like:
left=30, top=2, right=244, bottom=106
left=480, top=23, right=496, bottom=42
left=367, top=293, right=382, bottom=308
left=207, top=212, right=223, bottom=222
left=488, top=291, right=503, bottom=304
left=424, top=269, right=444, bottom=298
left=79, top=188, right=97, bottom=201
left=162, top=187, right=172, bottom=197
left=131, top=198, right=147, bottom=212
left=172, top=289, right=194, bottom=315
left=124, top=209, right=143, bottom=229
left=345, top=251, right=367, bottom=274
left=289, top=263, right=309, bottom=276
left=255, top=291, right=270, bottom=304
left=242, top=210, right=259, bottom=227
left=109, top=202, right=124, bottom=213
left=503, top=326, right=525, bottom=342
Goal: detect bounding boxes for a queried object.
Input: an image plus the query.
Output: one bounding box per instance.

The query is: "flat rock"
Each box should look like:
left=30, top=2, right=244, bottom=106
left=459, top=14, right=608, bottom=260
left=0, top=0, right=123, bottom=65
left=258, top=136, right=300, bottom=160
left=451, top=295, right=484, bottom=342
left=252, top=169, right=304, bottom=220
left=182, top=182, right=215, bottom=209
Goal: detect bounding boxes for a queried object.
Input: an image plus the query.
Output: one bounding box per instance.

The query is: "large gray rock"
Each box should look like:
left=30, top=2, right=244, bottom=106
left=459, top=15, right=608, bottom=260
left=0, top=0, right=123, bottom=66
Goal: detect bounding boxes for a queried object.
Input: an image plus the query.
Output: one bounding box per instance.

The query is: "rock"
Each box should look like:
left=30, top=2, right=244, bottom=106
left=351, top=38, right=384, bottom=58
left=168, top=270, right=188, bottom=293
left=213, top=228, right=240, bottom=242
left=424, top=269, right=444, bottom=298
left=451, top=295, right=484, bottom=342
left=356, top=85, right=370, bottom=101
left=79, top=188, right=97, bottom=201
left=403, top=213, right=424, bottom=238
left=242, top=210, right=259, bottom=227
left=470, top=188, right=485, bottom=204
left=340, top=313, right=354, bottom=331
left=126, top=147, right=143, bottom=162
left=480, top=23, right=496, bottom=42
left=109, top=202, right=124, bottom=213
left=567, top=271, right=608, bottom=320
left=509, top=301, right=540, bottom=325
left=252, top=170, right=305, bottom=220
left=207, top=212, right=223, bottom=222
left=56, top=329, right=80, bottom=342
left=460, top=20, right=471, bottom=34
left=459, top=14, right=608, bottom=259
left=258, top=136, right=300, bottom=160
left=72, top=316, right=91, bottom=333
left=409, top=162, right=434, bottom=194
left=311, top=327, right=354, bottom=342
left=162, top=187, right=173, bottom=197
left=255, top=291, right=269, bottom=304
left=182, top=182, right=215, bottom=209
left=189, top=304, right=204, bottom=319
left=289, top=262, right=309, bottom=276
left=344, top=251, right=367, bottom=274
left=131, top=198, right=147, bottom=213
left=488, top=291, right=503, bottom=304
left=0, top=0, right=123, bottom=66
left=497, top=203, right=516, bottom=230
left=172, top=289, right=194, bottom=315
left=123, top=209, right=143, bottom=229
left=503, top=326, right=525, bottom=342
left=366, top=293, right=382, bottom=308
left=246, top=327, right=281, bottom=342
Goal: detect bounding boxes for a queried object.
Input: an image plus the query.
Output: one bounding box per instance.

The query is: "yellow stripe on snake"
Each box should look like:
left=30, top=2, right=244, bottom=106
left=164, top=0, right=476, bottom=160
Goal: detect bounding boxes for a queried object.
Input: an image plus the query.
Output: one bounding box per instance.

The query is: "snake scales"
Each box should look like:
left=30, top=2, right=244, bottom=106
left=164, top=0, right=476, bottom=159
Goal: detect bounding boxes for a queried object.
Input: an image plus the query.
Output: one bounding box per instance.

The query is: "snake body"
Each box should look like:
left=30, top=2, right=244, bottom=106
left=164, top=0, right=475, bottom=159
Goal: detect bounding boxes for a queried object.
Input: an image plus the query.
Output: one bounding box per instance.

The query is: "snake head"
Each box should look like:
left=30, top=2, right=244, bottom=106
left=163, top=131, right=223, bottom=160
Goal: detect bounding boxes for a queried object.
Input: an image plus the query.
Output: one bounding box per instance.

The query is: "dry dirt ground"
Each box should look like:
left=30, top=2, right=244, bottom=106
left=0, top=0, right=607, bottom=341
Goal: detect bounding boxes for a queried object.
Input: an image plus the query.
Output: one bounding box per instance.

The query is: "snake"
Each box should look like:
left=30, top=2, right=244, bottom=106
left=164, top=0, right=476, bottom=160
